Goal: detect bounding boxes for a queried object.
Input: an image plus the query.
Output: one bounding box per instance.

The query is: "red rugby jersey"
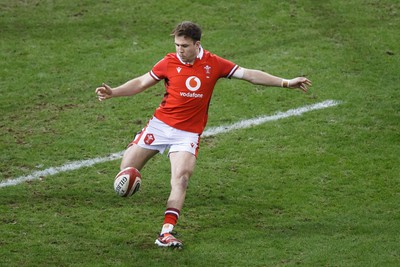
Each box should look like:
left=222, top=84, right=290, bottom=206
left=149, top=47, right=239, bottom=134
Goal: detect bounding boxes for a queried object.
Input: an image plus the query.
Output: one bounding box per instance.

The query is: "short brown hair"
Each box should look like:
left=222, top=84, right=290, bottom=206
left=171, top=21, right=202, bottom=42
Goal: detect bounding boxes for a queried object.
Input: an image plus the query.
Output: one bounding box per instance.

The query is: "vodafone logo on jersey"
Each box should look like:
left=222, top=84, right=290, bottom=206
left=185, top=76, right=201, bottom=91
left=181, top=76, right=203, bottom=98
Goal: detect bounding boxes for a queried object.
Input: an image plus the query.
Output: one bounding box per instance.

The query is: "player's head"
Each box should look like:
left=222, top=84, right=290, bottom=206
left=172, top=21, right=202, bottom=64
left=171, top=21, right=202, bottom=43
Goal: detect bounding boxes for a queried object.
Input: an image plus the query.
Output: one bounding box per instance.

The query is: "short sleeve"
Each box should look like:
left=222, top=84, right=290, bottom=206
left=215, top=56, right=239, bottom=79
left=150, top=57, right=169, bottom=81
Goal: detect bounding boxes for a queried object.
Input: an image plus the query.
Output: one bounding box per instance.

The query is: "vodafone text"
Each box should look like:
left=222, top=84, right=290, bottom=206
left=180, top=92, right=204, bottom=98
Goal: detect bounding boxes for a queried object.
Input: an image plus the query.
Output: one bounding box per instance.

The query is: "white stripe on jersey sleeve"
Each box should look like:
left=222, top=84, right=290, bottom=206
left=231, top=67, right=245, bottom=79
left=227, top=65, right=239, bottom=78
left=150, top=70, right=161, bottom=81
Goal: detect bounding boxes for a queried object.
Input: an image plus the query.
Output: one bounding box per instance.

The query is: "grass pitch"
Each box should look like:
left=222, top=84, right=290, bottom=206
left=1, top=0, right=399, bottom=266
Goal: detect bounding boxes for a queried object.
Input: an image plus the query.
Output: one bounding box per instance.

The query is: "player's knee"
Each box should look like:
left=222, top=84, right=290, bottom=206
left=120, top=161, right=133, bottom=171
left=120, top=162, right=128, bottom=171
left=179, top=174, right=190, bottom=189
left=173, top=171, right=191, bottom=190
left=120, top=161, right=143, bottom=172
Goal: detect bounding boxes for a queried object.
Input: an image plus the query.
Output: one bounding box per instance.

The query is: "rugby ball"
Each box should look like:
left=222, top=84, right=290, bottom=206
left=113, top=167, right=142, bottom=197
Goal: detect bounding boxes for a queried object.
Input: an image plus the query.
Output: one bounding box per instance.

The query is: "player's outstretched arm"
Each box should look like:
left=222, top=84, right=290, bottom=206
left=96, top=73, right=158, bottom=101
left=238, top=68, right=312, bottom=93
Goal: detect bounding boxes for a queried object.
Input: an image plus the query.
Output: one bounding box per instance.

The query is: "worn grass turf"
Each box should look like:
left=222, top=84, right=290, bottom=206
left=1, top=0, right=399, bottom=266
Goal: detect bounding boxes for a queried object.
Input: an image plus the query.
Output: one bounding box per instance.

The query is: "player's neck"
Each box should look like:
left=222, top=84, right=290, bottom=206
left=187, top=47, right=201, bottom=65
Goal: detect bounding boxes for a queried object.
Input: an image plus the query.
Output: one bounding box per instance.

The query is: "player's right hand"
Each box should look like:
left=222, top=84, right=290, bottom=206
left=95, top=83, right=113, bottom=101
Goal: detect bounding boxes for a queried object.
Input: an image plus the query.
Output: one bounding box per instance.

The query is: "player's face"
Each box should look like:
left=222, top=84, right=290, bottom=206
left=174, top=35, right=200, bottom=64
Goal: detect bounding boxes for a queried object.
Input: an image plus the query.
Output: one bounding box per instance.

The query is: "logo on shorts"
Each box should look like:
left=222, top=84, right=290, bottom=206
left=144, top=133, right=155, bottom=145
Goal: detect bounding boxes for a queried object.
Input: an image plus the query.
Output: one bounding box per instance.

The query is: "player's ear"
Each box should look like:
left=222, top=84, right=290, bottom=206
left=195, top=40, right=201, bottom=47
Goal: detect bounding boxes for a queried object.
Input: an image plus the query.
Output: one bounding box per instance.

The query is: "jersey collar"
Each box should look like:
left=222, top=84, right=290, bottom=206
left=197, top=45, right=204, bottom=60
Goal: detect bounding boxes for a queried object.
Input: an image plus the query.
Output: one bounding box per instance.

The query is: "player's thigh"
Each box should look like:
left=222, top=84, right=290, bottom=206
left=121, top=144, right=158, bottom=171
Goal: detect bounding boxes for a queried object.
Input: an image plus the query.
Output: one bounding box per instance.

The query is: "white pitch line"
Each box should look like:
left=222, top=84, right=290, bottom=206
left=0, top=100, right=341, bottom=188
left=202, top=99, right=341, bottom=137
left=0, top=151, right=125, bottom=188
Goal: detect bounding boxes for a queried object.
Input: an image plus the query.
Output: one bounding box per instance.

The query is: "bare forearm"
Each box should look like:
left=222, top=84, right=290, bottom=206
left=243, top=69, right=283, bottom=86
left=95, top=73, right=158, bottom=101
left=241, top=68, right=312, bottom=92
left=112, top=78, right=148, bottom=97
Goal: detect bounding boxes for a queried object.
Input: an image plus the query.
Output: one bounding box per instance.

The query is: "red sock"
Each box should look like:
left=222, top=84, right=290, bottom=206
left=163, top=208, right=180, bottom=225
left=160, top=208, right=180, bottom=235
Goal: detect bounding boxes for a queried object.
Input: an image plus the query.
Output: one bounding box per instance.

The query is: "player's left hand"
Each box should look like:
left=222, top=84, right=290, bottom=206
left=95, top=83, right=113, bottom=101
left=289, top=77, right=312, bottom=93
